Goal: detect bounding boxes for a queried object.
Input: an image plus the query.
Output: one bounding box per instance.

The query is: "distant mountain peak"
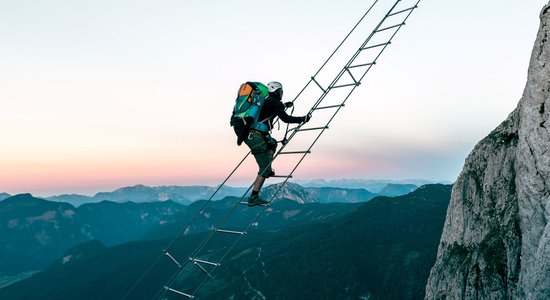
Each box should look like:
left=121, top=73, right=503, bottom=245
left=262, top=182, right=318, bottom=204
left=1, top=194, right=46, bottom=207
left=112, top=184, right=155, bottom=193
left=7, top=193, right=35, bottom=200
left=122, top=184, right=148, bottom=189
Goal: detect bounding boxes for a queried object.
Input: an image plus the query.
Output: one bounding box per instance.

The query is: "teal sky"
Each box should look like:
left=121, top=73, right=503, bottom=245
left=1, top=0, right=548, bottom=196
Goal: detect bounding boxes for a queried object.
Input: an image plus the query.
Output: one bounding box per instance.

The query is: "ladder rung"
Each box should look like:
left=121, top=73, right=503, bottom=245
left=195, top=263, right=211, bottom=277
left=215, top=228, right=246, bottom=235
left=345, top=68, right=358, bottom=85
left=239, top=201, right=270, bottom=206
left=388, top=6, right=417, bottom=17
left=271, top=175, right=293, bottom=178
left=190, top=257, right=220, bottom=267
left=163, top=250, right=183, bottom=269
left=314, top=104, right=345, bottom=110
left=189, top=258, right=218, bottom=277
left=349, top=62, right=376, bottom=68
left=311, top=76, right=326, bottom=93
left=375, top=23, right=405, bottom=33
left=164, top=286, right=194, bottom=298
left=360, top=42, right=390, bottom=50
left=332, top=82, right=359, bottom=89
left=279, top=150, right=311, bottom=155
left=296, top=126, right=328, bottom=132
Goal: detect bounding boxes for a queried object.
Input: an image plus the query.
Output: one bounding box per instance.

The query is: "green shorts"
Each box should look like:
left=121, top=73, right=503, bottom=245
left=245, top=131, right=277, bottom=178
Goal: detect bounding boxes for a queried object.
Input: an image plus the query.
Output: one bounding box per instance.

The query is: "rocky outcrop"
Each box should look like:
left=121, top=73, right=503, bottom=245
left=262, top=182, right=319, bottom=203
left=425, top=3, right=550, bottom=299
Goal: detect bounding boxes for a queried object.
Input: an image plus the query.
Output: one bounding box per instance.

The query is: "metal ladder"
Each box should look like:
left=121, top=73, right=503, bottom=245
left=124, top=0, right=421, bottom=299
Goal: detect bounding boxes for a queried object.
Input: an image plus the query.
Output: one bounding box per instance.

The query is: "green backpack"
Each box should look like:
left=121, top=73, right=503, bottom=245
left=230, top=82, right=269, bottom=145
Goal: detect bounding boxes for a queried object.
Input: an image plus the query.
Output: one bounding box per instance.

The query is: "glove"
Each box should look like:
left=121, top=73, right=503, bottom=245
left=302, top=113, right=312, bottom=123
left=284, top=102, right=294, bottom=108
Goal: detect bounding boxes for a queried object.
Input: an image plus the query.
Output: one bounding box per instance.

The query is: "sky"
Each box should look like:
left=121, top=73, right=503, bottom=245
left=1, top=0, right=548, bottom=196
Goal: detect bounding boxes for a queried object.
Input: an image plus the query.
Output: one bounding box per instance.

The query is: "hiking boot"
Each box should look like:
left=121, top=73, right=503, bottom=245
left=248, top=195, right=269, bottom=207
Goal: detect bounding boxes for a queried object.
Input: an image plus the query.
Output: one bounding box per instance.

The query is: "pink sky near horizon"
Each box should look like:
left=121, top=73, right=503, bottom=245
left=1, top=135, right=465, bottom=196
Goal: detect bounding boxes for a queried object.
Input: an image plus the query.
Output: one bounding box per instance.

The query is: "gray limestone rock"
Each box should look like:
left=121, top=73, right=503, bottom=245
left=425, top=3, right=550, bottom=299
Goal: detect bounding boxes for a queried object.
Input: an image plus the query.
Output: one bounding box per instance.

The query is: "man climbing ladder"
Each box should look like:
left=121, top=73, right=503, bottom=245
left=237, top=81, right=311, bottom=206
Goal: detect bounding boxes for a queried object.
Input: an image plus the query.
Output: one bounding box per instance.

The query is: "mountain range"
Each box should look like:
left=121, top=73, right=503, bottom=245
left=45, top=185, right=249, bottom=206
left=0, top=184, right=452, bottom=299
left=293, top=178, right=436, bottom=192
left=0, top=183, right=376, bottom=277
left=202, top=184, right=452, bottom=300
left=1, top=180, right=422, bottom=207
left=0, top=194, right=184, bottom=276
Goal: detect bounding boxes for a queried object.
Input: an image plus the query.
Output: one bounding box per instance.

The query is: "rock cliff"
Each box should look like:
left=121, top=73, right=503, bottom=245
left=425, top=3, right=550, bottom=299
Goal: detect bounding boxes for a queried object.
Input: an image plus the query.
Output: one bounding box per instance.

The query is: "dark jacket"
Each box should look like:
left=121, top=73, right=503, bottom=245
left=258, top=94, right=304, bottom=131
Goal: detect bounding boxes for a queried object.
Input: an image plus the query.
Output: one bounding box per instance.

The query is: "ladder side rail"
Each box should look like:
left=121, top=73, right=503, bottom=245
left=187, top=158, right=316, bottom=297
left=165, top=178, right=270, bottom=299
left=172, top=0, right=382, bottom=219
left=276, top=0, right=382, bottom=139
left=167, top=143, right=288, bottom=286
left=249, top=0, right=412, bottom=184
left=321, top=0, right=402, bottom=98
left=171, top=116, right=311, bottom=282
left=353, top=0, right=419, bottom=72
left=287, top=5, right=421, bottom=156
left=180, top=0, right=421, bottom=290
left=122, top=152, right=252, bottom=300
left=158, top=167, right=261, bottom=298
left=285, top=1, right=399, bottom=139
left=155, top=266, right=187, bottom=300
left=168, top=116, right=330, bottom=296
left=357, top=0, right=421, bottom=84
left=305, top=3, right=396, bottom=114
left=162, top=0, right=412, bottom=268
left=234, top=1, right=405, bottom=157
left=311, top=0, right=381, bottom=79
left=158, top=175, right=255, bottom=293
left=290, top=0, right=382, bottom=103
left=189, top=223, right=251, bottom=297
left=164, top=12, right=410, bottom=296
left=170, top=16, right=406, bottom=288
left=188, top=272, right=215, bottom=299
left=154, top=0, right=422, bottom=297
left=191, top=96, right=355, bottom=296
left=305, top=0, right=416, bottom=120
left=249, top=1, right=420, bottom=212
left=162, top=151, right=252, bottom=253
left=176, top=185, right=255, bottom=274
left=279, top=3, right=422, bottom=177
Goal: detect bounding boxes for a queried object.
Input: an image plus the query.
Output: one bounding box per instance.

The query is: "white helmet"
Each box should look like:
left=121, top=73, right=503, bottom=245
left=267, top=81, right=283, bottom=93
